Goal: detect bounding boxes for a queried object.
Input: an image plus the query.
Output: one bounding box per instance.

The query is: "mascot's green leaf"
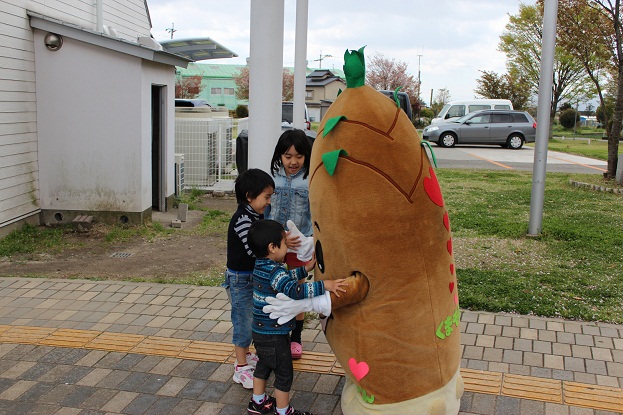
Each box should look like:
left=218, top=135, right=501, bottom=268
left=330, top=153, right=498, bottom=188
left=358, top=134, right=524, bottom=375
left=337, top=88, right=342, bottom=97
left=323, top=116, right=347, bottom=137
left=392, top=87, right=402, bottom=108
left=343, top=46, right=366, bottom=88
left=322, top=149, right=348, bottom=176
left=421, top=141, right=438, bottom=167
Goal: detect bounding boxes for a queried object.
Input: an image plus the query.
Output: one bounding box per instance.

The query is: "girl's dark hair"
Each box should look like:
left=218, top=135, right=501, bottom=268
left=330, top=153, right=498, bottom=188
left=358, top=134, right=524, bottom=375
left=248, top=220, right=285, bottom=258
left=270, top=129, right=312, bottom=178
left=234, top=168, right=275, bottom=205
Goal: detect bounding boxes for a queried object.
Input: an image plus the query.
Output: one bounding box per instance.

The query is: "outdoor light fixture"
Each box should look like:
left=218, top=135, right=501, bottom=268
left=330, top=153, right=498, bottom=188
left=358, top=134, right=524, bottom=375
left=44, top=33, right=63, bottom=51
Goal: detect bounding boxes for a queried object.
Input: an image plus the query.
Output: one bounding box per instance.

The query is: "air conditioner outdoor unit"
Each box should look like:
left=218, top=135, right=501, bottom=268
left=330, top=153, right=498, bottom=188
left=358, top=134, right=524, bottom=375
left=175, top=153, right=185, bottom=196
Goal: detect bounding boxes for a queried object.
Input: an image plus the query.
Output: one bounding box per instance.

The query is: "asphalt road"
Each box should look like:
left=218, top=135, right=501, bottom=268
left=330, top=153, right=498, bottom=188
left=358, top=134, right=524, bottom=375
left=425, top=144, right=608, bottom=174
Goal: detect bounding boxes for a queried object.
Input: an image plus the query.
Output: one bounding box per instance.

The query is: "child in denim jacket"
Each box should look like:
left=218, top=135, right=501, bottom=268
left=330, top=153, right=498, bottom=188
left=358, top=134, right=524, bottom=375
left=264, top=129, right=313, bottom=359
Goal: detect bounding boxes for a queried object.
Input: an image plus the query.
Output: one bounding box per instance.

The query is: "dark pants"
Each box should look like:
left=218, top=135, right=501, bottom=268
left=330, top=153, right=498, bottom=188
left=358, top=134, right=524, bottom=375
left=252, top=331, right=293, bottom=392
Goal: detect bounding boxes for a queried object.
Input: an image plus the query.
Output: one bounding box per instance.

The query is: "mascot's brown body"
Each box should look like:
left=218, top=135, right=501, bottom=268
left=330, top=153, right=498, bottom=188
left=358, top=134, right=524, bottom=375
left=308, top=48, right=463, bottom=414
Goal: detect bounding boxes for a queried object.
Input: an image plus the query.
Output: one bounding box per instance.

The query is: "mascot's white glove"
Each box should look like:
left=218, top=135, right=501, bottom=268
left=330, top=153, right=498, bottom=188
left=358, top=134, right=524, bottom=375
left=286, top=220, right=314, bottom=262
left=263, top=292, right=332, bottom=325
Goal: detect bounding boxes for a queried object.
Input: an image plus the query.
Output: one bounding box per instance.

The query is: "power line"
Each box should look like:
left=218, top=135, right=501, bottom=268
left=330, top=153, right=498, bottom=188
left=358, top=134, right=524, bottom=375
left=312, top=51, right=332, bottom=68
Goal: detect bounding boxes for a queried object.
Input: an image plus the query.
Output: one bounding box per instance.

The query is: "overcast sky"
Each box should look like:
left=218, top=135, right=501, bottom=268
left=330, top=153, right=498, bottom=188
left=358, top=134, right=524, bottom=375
left=147, top=0, right=535, bottom=103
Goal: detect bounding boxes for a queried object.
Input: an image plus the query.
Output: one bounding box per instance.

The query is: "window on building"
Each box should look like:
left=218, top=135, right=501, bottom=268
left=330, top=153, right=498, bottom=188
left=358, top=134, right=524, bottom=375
left=211, top=87, right=222, bottom=94
left=306, top=90, right=313, bottom=99
left=224, top=88, right=235, bottom=95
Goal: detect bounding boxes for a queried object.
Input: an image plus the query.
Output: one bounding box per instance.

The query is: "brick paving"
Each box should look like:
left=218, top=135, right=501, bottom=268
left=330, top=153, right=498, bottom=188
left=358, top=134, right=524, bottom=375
left=0, top=277, right=620, bottom=414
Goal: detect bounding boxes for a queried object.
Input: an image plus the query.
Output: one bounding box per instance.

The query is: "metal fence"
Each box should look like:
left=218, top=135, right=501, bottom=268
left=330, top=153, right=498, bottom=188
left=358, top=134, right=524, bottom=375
left=174, top=117, right=244, bottom=192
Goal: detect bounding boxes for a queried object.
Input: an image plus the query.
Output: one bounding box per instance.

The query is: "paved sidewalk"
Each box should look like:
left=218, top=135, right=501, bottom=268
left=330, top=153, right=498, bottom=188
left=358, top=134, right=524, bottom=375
left=0, top=277, right=620, bottom=415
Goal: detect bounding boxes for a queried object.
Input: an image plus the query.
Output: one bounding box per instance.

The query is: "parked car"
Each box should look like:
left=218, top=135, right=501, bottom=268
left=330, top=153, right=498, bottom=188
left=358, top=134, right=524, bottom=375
left=430, top=99, right=513, bottom=124
left=422, top=109, right=536, bottom=149
left=282, top=102, right=311, bottom=130
left=175, top=99, right=211, bottom=107
left=378, top=90, right=413, bottom=120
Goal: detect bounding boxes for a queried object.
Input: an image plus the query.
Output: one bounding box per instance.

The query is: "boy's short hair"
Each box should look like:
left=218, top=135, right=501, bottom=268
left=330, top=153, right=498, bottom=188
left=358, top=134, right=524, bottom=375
left=234, top=168, right=275, bottom=205
left=248, top=220, right=285, bottom=258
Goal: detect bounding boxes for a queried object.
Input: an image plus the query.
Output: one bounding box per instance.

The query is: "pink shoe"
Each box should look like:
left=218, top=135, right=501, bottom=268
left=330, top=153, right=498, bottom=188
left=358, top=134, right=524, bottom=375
left=290, top=342, right=302, bottom=359
left=233, top=364, right=254, bottom=389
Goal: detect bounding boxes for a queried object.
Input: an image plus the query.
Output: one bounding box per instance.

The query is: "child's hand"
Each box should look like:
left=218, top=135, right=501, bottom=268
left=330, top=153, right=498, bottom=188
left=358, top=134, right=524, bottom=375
left=305, top=253, right=316, bottom=272
left=323, top=278, right=348, bottom=297
left=285, top=232, right=301, bottom=249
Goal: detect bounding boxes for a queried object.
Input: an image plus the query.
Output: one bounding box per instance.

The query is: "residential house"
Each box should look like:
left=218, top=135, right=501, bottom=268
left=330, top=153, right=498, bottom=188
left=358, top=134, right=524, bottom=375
left=178, top=63, right=245, bottom=110
left=304, top=69, right=346, bottom=122
left=175, top=64, right=346, bottom=119
left=0, top=0, right=191, bottom=237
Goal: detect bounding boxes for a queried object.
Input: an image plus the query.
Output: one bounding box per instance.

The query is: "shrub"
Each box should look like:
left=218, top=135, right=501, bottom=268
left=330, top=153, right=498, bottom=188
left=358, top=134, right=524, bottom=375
left=559, top=108, right=580, bottom=129
left=235, top=105, right=249, bottom=118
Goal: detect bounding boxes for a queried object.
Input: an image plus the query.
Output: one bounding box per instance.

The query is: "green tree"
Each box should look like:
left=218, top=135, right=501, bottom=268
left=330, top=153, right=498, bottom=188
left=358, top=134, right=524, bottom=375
left=559, top=108, right=580, bottom=129
left=596, top=96, right=615, bottom=125
left=429, top=88, right=451, bottom=117
left=587, top=0, right=623, bottom=180
left=474, top=70, right=531, bottom=110
left=420, top=107, right=435, bottom=120
left=498, top=2, right=591, bottom=136
left=558, top=0, right=618, bottom=176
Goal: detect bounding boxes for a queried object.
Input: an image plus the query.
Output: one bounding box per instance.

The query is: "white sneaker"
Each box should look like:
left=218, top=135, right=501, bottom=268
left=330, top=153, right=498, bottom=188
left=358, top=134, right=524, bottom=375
left=233, top=364, right=254, bottom=389
left=246, top=352, right=259, bottom=368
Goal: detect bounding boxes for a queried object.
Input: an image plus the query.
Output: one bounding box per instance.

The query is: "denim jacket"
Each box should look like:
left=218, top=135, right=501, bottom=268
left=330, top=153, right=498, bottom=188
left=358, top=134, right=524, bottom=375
left=265, top=167, right=312, bottom=237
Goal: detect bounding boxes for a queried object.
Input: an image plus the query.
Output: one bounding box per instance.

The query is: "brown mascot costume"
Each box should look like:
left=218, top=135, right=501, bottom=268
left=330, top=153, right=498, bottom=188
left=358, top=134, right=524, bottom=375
left=265, top=47, right=463, bottom=414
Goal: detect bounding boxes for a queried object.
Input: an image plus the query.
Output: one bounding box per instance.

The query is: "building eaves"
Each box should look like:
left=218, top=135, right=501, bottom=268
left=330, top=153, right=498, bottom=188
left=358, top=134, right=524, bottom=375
left=28, top=11, right=192, bottom=68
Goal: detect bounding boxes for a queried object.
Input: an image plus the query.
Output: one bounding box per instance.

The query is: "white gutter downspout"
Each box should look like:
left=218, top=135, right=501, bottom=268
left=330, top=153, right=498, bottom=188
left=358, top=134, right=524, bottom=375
left=96, top=0, right=103, bottom=32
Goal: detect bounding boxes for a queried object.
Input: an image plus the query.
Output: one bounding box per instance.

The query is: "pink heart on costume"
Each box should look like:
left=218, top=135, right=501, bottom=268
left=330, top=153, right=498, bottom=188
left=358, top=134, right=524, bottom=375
left=348, top=358, right=369, bottom=381
left=449, top=281, right=454, bottom=293
left=447, top=238, right=453, bottom=255
left=443, top=212, right=450, bottom=232
left=454, top=294, right=459, bottom=305
left=423, top=167, right=444, bottom=207
left=450, top=263, right=455, bottom=276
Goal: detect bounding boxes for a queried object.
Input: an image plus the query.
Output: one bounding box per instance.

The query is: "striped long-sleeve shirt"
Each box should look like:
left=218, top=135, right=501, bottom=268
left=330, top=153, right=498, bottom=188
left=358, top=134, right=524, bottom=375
left=252, top=258, right=325, bottom=335
left=226, top=204, right=261, bottom=272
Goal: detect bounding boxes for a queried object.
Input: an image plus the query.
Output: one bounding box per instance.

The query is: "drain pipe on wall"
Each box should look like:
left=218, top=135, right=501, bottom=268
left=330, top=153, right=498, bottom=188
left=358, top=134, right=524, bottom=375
left=96, top=0, right=103, bottom=32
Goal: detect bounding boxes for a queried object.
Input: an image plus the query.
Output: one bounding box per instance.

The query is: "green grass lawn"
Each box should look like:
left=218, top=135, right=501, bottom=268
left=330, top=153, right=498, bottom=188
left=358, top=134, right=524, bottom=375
left=438, top=169, right=623, bottom=323
left=526, top=137, right=623, bottom=161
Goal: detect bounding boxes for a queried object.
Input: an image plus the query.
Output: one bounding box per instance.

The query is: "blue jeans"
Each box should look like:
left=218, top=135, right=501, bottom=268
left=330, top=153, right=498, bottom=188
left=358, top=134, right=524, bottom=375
left=223, top=269, right=253, bottom=348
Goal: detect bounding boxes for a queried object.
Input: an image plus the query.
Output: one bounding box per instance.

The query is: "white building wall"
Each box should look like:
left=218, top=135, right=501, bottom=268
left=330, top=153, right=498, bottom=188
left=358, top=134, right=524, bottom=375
left=34, top=31, right=145, bottom=212
left=1, top=0, right=41, bottom=228
left=1, top=0, right=166, bottom=232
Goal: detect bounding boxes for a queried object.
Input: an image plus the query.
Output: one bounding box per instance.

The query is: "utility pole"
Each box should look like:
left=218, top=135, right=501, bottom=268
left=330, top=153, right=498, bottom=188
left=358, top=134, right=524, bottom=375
left=165, top=23, right=176, bottom=39
left=417, top=54, right=422, bottom=94
left=528, top=0, right=558, bottom=236
left=417, top=53, right=422, bottom=121
left=312, top=51, right=332, bottom=68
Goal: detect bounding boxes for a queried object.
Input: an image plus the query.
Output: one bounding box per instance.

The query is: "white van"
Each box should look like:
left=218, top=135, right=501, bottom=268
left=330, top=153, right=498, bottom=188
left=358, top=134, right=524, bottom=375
left=431, top=99, right=513, bottom=124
